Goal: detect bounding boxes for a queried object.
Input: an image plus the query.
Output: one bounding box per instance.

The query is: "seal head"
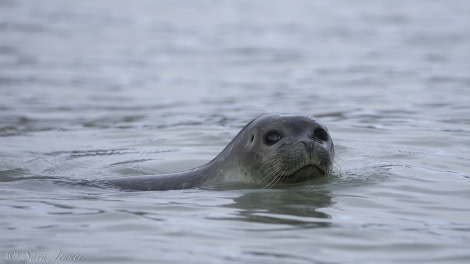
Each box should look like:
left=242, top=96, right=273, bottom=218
left=108, top=114, right=334, bottom=190
left=220, top=114, right=334, bottom=188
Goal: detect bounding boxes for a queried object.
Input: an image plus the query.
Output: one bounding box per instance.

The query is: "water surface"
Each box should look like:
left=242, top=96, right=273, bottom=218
left=1, top=0, right=470, bottom=263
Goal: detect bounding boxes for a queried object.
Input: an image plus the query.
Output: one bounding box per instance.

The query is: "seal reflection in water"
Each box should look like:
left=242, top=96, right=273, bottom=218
left=109, top=114, right=334, bottom=191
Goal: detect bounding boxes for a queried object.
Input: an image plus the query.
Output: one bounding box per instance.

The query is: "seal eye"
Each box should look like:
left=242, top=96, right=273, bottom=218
left=314, top=128, right=328, bottom=141
left=264, top=131, right=282, bottom=145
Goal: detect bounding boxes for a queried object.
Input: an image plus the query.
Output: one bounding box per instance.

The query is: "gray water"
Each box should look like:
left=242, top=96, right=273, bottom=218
left=1, top=0, right=470, bottom=263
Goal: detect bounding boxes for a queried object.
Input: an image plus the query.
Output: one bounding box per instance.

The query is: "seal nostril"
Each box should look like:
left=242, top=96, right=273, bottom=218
left=314, top=128, right=328, bottom=141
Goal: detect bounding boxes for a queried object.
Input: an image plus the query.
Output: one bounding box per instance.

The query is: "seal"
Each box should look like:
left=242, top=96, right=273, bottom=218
left=108, top=113, right=334, bottom=191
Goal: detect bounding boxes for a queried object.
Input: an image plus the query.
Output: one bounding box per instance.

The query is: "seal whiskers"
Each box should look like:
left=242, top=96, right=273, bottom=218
left=259, top=157, right=288, bottom=189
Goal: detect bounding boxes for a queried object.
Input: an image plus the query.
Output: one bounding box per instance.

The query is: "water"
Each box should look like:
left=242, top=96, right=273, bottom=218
left=1, top=0, right=470, bottom=263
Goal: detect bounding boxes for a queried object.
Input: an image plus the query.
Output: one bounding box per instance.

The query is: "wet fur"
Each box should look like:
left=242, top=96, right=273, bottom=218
left=108, top=114, right=335, bottom=191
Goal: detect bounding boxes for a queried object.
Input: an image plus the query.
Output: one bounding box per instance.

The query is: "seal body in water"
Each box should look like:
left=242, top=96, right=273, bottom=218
left=108, top=113, right=334, bottom=191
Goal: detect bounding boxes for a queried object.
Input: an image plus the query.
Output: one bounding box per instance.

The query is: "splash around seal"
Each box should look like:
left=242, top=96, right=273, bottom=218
left=108, top=114, right=335, bottom=191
